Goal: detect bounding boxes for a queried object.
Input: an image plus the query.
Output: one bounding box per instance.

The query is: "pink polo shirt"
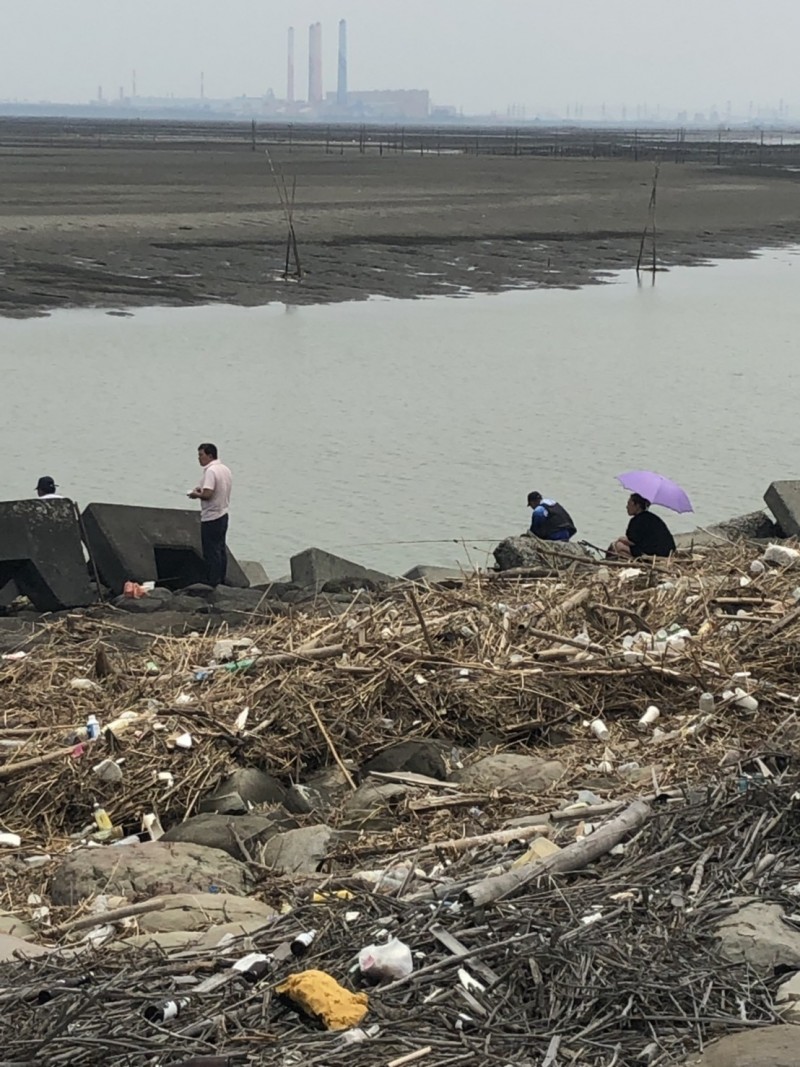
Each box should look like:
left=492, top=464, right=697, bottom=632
left=199, top=460, right=232, bottom=522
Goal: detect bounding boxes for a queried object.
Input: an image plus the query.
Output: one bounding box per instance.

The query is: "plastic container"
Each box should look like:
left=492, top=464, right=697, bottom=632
left=143, top=998, right=189, bottom=1023
left=290, top=929, right=317, bottom=957
left=86, top=715, right=101, bottom=741
left=231, top=952, right=272, bottom=984
left=590, top=719, right=609, bottom=741
left=698, top=692, right=715, bottom=714
left=638, top=705, right=660, bottom=730
left=92, top=803, right=112, bottom=832
left=358, top=937, right=413, bottom=983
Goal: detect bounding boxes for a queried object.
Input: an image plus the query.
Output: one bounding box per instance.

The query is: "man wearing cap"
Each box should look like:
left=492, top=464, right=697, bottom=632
left=35, top=477, right=63, bottom=500
left=527, top=491, right=577, bottom=542
left=188, top=443, right=232, bottom=587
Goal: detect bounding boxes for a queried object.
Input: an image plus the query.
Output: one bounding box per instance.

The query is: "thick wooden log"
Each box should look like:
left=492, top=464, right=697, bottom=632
left=463, top=798, right=651, bottom=907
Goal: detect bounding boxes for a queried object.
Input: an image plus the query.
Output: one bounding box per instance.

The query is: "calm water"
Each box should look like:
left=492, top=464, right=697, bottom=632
left=2, top=249, right=800, bottom=578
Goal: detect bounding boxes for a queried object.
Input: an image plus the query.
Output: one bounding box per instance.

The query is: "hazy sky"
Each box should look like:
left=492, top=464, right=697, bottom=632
left=2, top=0, right=799, bottom=115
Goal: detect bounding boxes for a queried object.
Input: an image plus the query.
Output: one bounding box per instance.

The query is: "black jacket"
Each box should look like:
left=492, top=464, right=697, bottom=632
left=627, top=510, right=676, bottom=558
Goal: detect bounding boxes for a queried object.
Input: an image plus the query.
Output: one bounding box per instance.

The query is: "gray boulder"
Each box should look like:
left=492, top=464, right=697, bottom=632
left=0, top=933, right=50, bottom=962
left=290, top=546, right=393, bottom=591
left=259, top=824, right=334, bottom=875
left=493, top=535, right=591, bottom=571
left=453, top=752, right=565, bottom=793
left=284, top=766, right=351, bottom=817
left=679, top=1025, right=799, bottom=1066
left=676, top=510, right=782, bottom=550
left=198, top=767, right=287, bottom=815
left=161, top=811, right=296, bottom=856
left=49, top=841, right=252, bottom=904
left=716, top=900, right=800, bottom=973
left=362, top=739, right=450, bottom=780
left=136, top=892, right=276, bottom=934
left=340, top=781, right=408, bottom=829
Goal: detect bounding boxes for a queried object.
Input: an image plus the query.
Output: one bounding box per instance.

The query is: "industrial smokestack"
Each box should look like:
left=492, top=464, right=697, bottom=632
left=308, top=21, right=322, bottom=105
left=337, top=19, right=347, bottom=107
left=287, top=26, right=295, bottom=104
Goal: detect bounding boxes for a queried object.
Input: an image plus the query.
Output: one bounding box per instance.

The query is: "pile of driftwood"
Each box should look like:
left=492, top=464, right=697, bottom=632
left=0, top=541, right=799, bottom=1063
left=0, top=775, right=795, bottom=1066
left=0, top=540, right=797, bottom=853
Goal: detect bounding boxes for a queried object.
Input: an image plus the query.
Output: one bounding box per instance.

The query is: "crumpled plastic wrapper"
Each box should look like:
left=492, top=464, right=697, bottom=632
left=276, top=969, right=369, bottom=1030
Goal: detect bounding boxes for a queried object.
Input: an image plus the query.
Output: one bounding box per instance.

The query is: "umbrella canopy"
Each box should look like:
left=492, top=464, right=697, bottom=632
left=616, top=470, right=693, bottom=514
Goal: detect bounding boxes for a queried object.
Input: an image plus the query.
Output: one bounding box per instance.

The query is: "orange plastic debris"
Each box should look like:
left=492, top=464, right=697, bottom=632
left=276, top=969, right=369, bottom=1030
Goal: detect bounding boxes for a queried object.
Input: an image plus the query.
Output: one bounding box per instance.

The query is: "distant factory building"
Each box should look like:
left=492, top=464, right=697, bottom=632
left=345, top=89, right=430, bottom=120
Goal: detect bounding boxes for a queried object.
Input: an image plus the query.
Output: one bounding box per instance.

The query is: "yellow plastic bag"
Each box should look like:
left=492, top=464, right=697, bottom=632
left=276, top=969, right=369, bottom=1030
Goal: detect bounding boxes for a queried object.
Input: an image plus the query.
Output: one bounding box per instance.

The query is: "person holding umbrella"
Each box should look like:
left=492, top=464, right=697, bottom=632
left=608, top=471, right=689, bottom=559
left=609, top=493, right=676, bottom=559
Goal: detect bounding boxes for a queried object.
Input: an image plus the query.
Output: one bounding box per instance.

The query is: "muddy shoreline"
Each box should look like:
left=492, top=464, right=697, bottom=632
left=2, top=123, right=800, bottom=315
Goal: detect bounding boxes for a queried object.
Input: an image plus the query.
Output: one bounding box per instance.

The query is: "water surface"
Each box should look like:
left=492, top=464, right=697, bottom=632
left=2, top=249, right=799, bottom=577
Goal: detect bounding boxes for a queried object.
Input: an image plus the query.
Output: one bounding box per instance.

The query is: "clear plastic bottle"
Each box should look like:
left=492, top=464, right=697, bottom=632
left=86, top=714, right=100, bottom=741
left=92, top=802, right=112, bottom=832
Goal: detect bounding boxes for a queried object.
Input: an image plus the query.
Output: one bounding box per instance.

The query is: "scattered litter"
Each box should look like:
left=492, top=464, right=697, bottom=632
left=359, top=938, right=413, bottom=982
left=275, top=970, right=369, bottom=1030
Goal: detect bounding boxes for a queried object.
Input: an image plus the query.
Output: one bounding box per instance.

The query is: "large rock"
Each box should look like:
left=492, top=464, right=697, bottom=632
left=362, top=739, right=449, bottom=780
left=0, top=933, right=50, bottom=962
left=161, top=811, right=296, bottom=856
left=0, top=498, right=94, bottom=611
left=81, top=502, right=248, bottom=594
left=340, top=781, right=408, bottom=829
left=49, top=841, right=252, bottom=904
left=284, top=766, right=351, bottom=817
left=765, top=482, right=800, bottom=537
left=493, top=535, right=591, bottom=571
left=716, top=900, right=800, bottom=972
left=259, top=824, right=334, bottom=875
left=238, top=560, right=269, bottom=587
left=776, top=971, right=800, bottom=1022
left=676, top=510, right=783, bottom=550
left=137, top=892, right=276, bottom=934
left=679, top=1025, right=799, bottom=1066
left=403, top=565, right=467, bottom=584
left=198, top=767, right=287, bottom=815
left=207, top=587, right=285, bottom=616
left=453, top=753, right=565, bottom=793
left=290, top=546, right=393, bottom=591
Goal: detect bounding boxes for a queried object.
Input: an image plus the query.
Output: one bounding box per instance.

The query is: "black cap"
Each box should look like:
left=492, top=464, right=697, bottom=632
left=36, top=477, right=57, bottom=494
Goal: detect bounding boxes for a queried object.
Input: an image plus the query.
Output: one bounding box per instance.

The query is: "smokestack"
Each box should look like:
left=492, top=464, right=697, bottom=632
left=337, top=19, right=347, bottom=107
left=287, top=26, right=295, bottom=104
left=308, top=21, right=322, bottom=105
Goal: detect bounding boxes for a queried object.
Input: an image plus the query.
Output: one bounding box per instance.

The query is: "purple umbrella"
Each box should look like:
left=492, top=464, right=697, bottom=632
left=616, top=470, right=693, bottom=514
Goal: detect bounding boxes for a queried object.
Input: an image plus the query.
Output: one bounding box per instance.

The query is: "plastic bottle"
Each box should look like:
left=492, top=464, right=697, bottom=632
left=231, top=952, right=272, bottom=984
left=290, top=930, right=317, bottom=956
left=698, top=692, right=715, bottom=714
left=92, top=803, right=112, bottom=832
left=86, top=715, right=100, bottom=741
left=143, top=998, right=189, bottom=1023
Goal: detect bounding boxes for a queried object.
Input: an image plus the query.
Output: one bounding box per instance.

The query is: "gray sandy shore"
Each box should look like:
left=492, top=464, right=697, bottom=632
left=2, top=121, right=800, bottom=315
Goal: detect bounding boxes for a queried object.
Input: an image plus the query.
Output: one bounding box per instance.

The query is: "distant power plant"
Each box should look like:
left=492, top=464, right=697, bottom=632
left=308, top=21, right=323, bottom=106
left=337, top=19, right=348, bottom=107
left=285, top=18, right=429, bottom=120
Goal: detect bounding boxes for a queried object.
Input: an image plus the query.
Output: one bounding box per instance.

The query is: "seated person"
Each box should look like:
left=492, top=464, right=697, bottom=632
left=527, top=491, right=577, bottom=542
left=608, top=493, right=676, bottom=558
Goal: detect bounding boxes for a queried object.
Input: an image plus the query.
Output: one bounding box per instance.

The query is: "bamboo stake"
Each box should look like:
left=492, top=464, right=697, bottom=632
left=308, top=701, right=357, bottom=790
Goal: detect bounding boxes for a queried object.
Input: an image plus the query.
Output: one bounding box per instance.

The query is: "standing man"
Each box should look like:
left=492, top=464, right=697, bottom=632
left=188, top=443, right=232, bottom=587
left=527, top=491, right=577, bottom=542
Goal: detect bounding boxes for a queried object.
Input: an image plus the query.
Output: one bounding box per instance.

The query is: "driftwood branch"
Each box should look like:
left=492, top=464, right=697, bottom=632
left=463, top=799, right=651, bottom=906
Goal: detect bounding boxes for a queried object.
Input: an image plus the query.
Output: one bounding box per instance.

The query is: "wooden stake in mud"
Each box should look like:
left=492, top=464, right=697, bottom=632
left=635, top=163, right=659, bottom=281
left=265, top=147, right=302, bottom=280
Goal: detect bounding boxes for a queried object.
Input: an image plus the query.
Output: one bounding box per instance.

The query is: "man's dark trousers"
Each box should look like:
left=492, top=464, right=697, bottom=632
left=201, top=514, right=229, bottom=587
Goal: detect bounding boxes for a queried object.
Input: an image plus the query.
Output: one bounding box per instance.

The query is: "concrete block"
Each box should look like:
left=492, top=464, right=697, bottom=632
left=290, top=546, right=393, bottom=590
left=239, top=559, right=269, bottom=586
left=765, top=481, right=800, bottom=537
left=0, top=499, right=94, bottom=612
left=81, top=503, right=248, bottom=595
left=403, top=564, right=467, bottom=584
